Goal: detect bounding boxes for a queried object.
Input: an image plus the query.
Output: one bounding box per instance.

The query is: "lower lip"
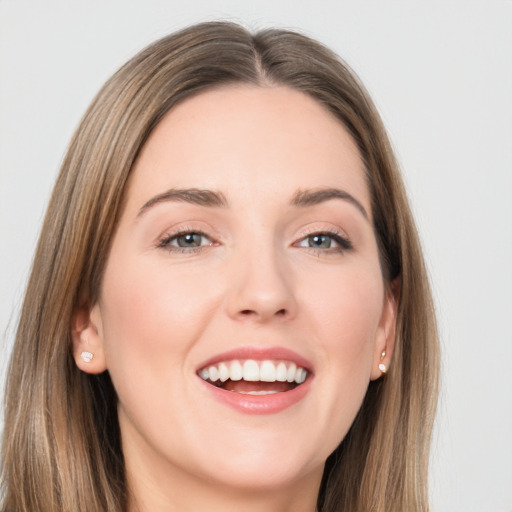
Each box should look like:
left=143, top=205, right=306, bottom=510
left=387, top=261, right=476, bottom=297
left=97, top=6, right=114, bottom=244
left=198, top=377, right=313, bottom=415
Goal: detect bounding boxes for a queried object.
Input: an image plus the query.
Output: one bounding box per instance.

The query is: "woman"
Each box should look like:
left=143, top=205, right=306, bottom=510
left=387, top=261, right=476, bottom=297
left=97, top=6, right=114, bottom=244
left=1, top=21, right=439, bottom=512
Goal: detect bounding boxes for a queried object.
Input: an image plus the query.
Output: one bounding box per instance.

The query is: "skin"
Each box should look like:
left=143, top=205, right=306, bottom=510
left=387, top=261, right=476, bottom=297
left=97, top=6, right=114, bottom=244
left=73, top=85, right=396, bottom=512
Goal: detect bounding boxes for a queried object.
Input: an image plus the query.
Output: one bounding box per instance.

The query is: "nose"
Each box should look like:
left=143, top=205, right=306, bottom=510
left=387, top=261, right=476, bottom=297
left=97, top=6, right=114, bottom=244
left=225, top=246, right=297, bottom=323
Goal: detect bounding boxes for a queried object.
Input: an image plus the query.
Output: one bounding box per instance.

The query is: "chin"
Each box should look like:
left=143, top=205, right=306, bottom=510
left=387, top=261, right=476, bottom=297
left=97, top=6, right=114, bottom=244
left=200, top=452, right=322, bottom=493
left=185, top=426, right=332, bottom=493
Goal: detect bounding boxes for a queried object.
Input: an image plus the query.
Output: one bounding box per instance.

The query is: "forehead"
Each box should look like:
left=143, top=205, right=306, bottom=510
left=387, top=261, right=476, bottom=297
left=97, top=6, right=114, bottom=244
left=129, top=84, right=370, bottom=213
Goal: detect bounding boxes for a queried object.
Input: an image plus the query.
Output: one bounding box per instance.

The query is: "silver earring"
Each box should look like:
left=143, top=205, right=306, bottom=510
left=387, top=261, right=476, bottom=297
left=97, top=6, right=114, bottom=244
left=80, top=351, right=94, bottom=363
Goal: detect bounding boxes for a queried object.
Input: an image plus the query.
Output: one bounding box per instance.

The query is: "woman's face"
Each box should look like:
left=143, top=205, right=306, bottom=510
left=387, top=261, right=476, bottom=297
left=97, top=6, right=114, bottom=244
left=79, top=85, right=395, bottom=496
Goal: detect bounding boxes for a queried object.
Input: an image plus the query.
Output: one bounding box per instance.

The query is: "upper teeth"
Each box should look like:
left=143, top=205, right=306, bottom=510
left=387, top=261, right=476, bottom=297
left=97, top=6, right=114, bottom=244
left=198, top=360, right=308, bottom=384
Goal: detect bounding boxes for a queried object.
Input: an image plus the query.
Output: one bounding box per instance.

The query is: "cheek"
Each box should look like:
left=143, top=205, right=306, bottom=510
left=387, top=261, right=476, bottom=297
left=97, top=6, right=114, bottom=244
left=97, top=253, right=221, bottom=397
left=304, top=262, right=384, bottom=353
left=300, top=263, right=384, bottom=437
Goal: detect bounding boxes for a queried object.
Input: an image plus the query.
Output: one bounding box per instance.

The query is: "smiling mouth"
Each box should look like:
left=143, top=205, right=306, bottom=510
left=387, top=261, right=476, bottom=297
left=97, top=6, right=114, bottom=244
left=197, top=359, right=309, bottom=395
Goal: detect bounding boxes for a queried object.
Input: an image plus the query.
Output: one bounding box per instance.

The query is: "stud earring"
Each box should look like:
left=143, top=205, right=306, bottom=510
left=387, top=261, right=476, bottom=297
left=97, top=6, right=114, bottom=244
left=80, top=351, right=94, bottom=363
left=378, top=363, right=387, bottom=373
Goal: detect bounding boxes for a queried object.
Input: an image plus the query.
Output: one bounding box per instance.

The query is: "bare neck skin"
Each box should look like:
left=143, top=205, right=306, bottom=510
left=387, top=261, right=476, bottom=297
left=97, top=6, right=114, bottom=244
left=127, top=474, right=321, bottom=512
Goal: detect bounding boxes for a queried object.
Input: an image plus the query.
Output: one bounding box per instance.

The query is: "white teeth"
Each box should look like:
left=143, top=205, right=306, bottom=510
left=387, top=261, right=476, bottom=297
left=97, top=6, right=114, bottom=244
left=243, top=360, right=260, bottom=381
left=199, top=359, right=308, bottom=384
left=295, top=367, right=306, bottom=384
left=229, top=360, right=243, bottom=381
left=276, top=362, right=287, bottom=382
left=286, top=363, right=297, bottom=383
left=219, top=362, right=229, bottom=382
left=208, top=366, right=219, bottom=382
left=238, top=390, right=279, bottom=395
left=260, top=360, right=276, bottom=382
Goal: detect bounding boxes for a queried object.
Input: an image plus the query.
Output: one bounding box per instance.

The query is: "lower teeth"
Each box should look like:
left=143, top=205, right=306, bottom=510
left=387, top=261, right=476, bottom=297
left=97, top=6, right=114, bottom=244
left=236, top=390, right=280, bottom=395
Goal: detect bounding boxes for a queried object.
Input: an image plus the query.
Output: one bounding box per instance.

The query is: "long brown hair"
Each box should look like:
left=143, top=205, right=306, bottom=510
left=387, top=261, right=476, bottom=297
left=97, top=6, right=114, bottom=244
left=1, top=21, right=439, bottom=511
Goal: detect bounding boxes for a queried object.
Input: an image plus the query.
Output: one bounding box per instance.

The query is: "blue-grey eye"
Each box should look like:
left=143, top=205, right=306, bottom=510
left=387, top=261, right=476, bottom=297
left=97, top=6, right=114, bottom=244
left=158, top=230, right=214, bottom=252
left=296, top=232, right=352, bottom=252
left=298, top=234, right=336, bottom=249
left=174, top=233, right=204, bottom=247
left=307, top=234, right=332, bottom=248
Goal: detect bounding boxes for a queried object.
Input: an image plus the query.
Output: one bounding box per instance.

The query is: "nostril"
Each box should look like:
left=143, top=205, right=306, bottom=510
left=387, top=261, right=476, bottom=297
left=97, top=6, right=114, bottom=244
left=238, top=308, right=287, bottom=318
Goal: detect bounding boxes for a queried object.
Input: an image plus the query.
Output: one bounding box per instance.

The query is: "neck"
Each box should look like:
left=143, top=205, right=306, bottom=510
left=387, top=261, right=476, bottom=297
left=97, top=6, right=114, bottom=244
left=127, top=473, right=320, bottom=512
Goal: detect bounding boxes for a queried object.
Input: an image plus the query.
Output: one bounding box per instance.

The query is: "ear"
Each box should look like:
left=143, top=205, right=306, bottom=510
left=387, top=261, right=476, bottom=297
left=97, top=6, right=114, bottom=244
left=71, top=302, right=107, bottom=374
left=370, top=278, right=400, bottom=380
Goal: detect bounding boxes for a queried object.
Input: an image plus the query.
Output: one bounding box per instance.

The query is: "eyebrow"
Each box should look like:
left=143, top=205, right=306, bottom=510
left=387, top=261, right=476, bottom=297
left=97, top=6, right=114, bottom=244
left=291, top=187, right=369, bottom=220
left=137, top=186, right=369, bottom=221
left=137, top=188, right=228, bottom=217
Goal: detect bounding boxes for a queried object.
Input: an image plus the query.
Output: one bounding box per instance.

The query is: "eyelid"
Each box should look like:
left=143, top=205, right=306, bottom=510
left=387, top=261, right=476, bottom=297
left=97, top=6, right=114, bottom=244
left=156, top=225, right=219, bottom=253
left=163, top=231, right=212, bottom=246
left=293, top=225, right=353, bottom=252
left=154, top=222, right=352, bottom=254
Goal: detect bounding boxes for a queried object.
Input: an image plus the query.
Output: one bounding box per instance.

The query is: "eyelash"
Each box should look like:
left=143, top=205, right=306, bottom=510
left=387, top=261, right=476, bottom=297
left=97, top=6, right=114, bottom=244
left=157, top=229, right=215, bottom=254
left=294, top=229, right=353, bottom=254
left=156, top=229, right=353, bottom=254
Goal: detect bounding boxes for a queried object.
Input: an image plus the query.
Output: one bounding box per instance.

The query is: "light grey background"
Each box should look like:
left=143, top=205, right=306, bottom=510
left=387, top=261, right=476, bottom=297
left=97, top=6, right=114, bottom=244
left=1, top=2, right=511, bottom=511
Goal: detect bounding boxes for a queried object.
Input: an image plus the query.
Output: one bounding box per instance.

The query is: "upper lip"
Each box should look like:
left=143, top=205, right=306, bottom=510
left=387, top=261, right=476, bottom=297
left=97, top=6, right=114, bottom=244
left=196, top=346, right=313, bottom=373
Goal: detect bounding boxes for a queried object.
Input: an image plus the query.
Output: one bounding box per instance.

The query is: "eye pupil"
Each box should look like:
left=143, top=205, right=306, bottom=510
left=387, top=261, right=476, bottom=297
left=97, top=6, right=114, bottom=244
left=309, top=234, right=331, bottom=248
left=177, top=233, right=202, bottom=247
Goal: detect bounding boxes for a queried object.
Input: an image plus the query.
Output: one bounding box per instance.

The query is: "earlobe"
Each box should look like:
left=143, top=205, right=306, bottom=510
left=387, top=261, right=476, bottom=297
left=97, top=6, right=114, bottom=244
left=370, top=279, right=399, bottom=380
left=378, top=350, right=388, bottom=374
left=71, top=303, right=107, bottom=374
